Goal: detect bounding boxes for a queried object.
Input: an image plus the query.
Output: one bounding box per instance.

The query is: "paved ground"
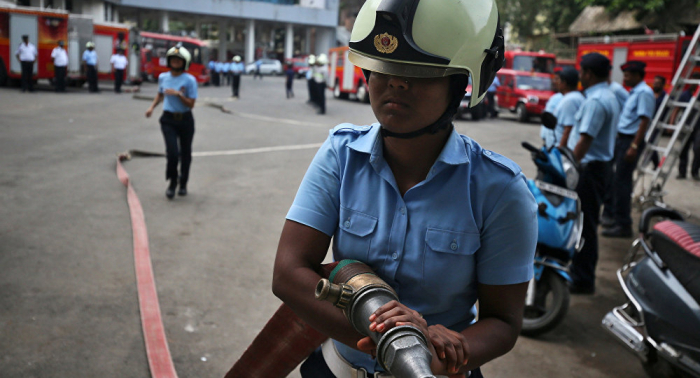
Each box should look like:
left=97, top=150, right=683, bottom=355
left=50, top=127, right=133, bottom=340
left=1, top=76, right=699, bottom=378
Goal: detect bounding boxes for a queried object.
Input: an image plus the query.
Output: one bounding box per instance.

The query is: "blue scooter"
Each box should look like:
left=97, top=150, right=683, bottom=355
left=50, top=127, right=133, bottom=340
left=520, top=141, right=584, bottom=336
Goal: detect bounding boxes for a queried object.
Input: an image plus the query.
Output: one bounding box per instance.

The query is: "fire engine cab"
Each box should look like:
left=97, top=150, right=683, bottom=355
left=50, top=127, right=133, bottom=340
left=328, top=45, right=369, bottom=103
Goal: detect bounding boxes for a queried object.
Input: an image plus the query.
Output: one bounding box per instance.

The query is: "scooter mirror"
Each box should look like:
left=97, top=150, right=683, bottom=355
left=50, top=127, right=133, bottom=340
left=541, top=111, right=558, bottom=130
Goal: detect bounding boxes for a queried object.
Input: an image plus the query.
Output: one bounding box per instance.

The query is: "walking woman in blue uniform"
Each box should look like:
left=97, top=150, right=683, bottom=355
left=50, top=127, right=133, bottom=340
left=145, top=44, right=198, bottom=199
left=271, top=1, right=537, bottom=377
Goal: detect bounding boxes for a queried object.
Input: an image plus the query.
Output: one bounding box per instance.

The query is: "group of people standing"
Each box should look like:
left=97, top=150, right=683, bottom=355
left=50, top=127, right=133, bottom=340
left=539, top=53, right=694, bottom=295
left=208, top=57, right=245, bottom=97
left=15, top=35, right=128, bottom=94
left=304, top=53, right=328, bottom=115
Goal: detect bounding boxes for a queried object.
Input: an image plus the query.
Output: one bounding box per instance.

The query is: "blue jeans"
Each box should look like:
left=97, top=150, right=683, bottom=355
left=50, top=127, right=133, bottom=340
left=300, top=347, right=484, bottom=378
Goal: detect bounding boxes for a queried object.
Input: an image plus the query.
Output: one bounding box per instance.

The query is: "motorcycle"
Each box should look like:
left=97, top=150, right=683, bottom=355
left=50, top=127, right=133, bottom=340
left=602, top=207, right=700, bottom=377
left=520, top=140, right=584, bottom=336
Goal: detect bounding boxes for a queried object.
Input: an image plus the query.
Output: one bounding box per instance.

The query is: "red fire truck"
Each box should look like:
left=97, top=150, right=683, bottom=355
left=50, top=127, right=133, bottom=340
left=576, top=33, right=695, bottom=90
left=504, top=49, right=557, bottom=74
left=139, top=31, right=210, bottom=84
left=328, top=45, right=369, bottom=103
left=0, top=5, right=68, bottom=86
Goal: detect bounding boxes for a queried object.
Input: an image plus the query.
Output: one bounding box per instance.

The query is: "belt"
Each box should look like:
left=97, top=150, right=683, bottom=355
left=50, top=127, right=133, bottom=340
left=617, top=132, right=635, bottom=138
left=321, top=339, right=455, bottom=378
left=163, top=111, right=191, bottom=121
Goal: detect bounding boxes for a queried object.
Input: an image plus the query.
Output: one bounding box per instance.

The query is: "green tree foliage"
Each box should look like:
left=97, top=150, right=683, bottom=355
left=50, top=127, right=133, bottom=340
left=499, top=0, right=586, bottom=39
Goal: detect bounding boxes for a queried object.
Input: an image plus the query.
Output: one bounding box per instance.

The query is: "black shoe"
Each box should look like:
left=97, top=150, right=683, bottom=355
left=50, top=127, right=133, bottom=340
left=178, top=186, right=187, bottom=196
left=166, top=180, right=177, bottom=199
left=677, top=173, right=687, bottom=179
left=692, top=173, right=700, bottom=181
left=601, top=225, right=633, bottom=238
left=568, top=282, right=595, bottom=295
left=600, top=215, right=616, bottom=228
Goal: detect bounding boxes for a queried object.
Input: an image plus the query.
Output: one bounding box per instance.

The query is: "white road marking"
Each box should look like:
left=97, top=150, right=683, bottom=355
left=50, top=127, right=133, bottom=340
left=192, top=143, right=323, bottom=157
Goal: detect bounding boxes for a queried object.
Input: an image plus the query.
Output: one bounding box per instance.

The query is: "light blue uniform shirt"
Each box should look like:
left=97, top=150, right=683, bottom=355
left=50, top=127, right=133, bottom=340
left=222, top=62, right=230, bottom=73
left=567, top=82, right=620, bottom=163
left=231, top=62, right=245, bottom=74
left=617, top=81, right=655, bottom=135
left=540, top=92, right=563, bottom=148
left=82, top=50, right=98, bottom=66
left=609, top=81, right=629, bottom=112
left=487, top=76, right=500, bottom=93
left=158, top=72, right=198, bottom=113
left=553, top=91, right=585, bottom=147
left=287, top=124, right=537, bottom=373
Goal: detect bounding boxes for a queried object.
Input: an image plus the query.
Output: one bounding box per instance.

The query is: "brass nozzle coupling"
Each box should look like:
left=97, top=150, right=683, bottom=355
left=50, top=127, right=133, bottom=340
left=315, top=279, right=353, bottom=310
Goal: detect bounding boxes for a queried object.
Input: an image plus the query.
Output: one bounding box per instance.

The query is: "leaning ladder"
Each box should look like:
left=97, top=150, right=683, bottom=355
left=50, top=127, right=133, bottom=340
left=635, top=24, right=700, bottom=207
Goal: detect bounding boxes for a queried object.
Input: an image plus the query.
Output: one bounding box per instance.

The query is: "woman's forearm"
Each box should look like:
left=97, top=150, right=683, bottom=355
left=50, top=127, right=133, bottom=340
left=459, top=316, right=520, bottom=372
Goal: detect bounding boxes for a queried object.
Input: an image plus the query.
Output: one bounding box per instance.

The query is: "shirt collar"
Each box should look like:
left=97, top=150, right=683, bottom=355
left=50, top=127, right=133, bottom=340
left=347, top=124, right=469, bottom=166
left=585, top=81, right=608, bottom=96
left=630, top=81, right=648, bottom=94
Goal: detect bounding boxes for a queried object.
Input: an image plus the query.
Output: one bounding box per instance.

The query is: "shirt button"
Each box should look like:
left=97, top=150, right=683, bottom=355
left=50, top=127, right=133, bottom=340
left=484, top=151, right=492, bottom=156
left=344, top=220, right=351, bottom=228
left=450, top=241, right=458, bottom=251
left=400, top=207, right=406, bottom=215
left=392, top=252, right=399, bottom=260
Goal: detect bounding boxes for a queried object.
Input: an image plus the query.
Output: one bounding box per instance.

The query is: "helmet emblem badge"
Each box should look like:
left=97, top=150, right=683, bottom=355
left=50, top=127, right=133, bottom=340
left=374, top=33, right=398, bottom=54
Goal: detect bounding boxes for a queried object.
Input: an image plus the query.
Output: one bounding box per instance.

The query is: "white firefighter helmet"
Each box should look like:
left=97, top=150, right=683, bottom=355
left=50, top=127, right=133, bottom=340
left=233, top=55, right=242, bottom=63
left=166, top=43, right=192, bottom=71
left=316, top=53, right=328, bottom=65
left=307, top=54, right=316, bottom=65
left=86, top=41, right=95, bottom=49
left=348, top=0, right=504, bottom=107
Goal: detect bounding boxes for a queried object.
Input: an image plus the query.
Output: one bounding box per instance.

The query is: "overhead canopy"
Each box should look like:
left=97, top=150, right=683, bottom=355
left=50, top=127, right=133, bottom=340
left=569, top=5, right=700, bottom=34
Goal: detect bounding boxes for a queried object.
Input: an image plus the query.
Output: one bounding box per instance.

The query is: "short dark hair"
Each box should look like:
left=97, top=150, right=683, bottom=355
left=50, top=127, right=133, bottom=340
left=654, top=75, right=666, bottom=85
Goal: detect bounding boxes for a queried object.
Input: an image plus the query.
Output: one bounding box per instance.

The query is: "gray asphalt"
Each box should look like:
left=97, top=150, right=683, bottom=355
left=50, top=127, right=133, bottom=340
left=1, top=76, right=698, bottom=378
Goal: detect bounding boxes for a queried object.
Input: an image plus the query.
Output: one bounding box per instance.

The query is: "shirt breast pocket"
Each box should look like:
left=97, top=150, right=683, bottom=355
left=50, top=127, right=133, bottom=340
left=422, top=228, right=480, bottom=294
left=335, top=206, right=378, bottom=262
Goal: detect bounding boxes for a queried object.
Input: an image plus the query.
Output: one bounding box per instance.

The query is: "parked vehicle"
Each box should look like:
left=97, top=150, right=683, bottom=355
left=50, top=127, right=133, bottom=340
left=504, top=49, right=557, bottom=74
left=0, top=5, right=69, bottom=87
left=288, top=56, right=310, bottom=78
left=458, top=77, right=486, bottom=120
left=495, top=69, right=555, bottom=122
left=577, top=33, right=696, bottom=92
left=139, top=31, right=210, bottom=84
left=245, top=59, right=282, bottom=75
left=520, top=140, right=584, bottom=336
left=603, top=207, right=700, bottom=378
left=328, top=45, right=369, bottom=103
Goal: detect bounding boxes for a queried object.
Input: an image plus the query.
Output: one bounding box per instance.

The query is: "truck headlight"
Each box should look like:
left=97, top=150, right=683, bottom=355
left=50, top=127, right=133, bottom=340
left=527, top=95, right=539, bottom=104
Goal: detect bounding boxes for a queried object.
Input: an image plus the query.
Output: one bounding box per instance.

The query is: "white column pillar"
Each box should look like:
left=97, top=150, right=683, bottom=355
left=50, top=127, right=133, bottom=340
left=219, top=20, right=227, bottom=61
left=315, top=27, right=334, bottom=57
left=305, top=28, right=312, bottom=54
left=245, top=19, right=255, bottom=64
left=195, top=19, right=202, bottom=39
left=39, top=0, right=44, bottom=9
left=285, top=23, right=294, bottom=60
left=161, top=11, right=170, bottom=33
left=113, top=7, right=119, bottom=22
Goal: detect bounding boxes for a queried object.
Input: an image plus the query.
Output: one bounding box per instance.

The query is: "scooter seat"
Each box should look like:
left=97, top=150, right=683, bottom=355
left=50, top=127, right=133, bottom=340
left=651, top=220, right=700, bottom=303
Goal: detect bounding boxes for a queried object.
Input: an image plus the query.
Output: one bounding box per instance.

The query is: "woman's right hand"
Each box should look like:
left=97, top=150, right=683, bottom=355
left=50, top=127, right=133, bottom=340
left=145, top=107, right=153, bottom=118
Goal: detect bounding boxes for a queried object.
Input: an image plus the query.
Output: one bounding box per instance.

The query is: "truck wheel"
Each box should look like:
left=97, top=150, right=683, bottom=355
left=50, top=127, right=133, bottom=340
left=521, top=270, right=570, bottom=337
left=356, top=81, right=370, bottom=103
left=0, top=59, right=7, bottom=87
left=334, top=80, right=348, bottom=99
left=516, top=103, right=529, bottom=123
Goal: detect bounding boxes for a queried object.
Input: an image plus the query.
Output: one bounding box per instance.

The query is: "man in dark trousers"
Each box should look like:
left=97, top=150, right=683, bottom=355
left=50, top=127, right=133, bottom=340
left=82, top=42, right=99, bottom=93
left=51, top=40, right=68, bottom=92
left=563, top=53, right=620, bottom=294
left=602, top=61, right=655, bottom=238
left=670, top=75, right=700, bottom=180
left=15, top=35, right=37, bottom=92
left=110, top=48, right=129, bottom=93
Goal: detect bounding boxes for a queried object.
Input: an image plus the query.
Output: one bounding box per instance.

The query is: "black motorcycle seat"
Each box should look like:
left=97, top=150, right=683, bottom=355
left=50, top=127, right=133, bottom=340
left=650, top=220, right=700, bottom=303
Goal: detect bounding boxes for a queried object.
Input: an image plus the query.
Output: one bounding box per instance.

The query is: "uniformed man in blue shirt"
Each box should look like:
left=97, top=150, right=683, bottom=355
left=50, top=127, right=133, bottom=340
left=82, top=42, right=99, bottom=93
left=566, top=53, right=620, bottom=294
left=602, top=61, right=655, bottom=238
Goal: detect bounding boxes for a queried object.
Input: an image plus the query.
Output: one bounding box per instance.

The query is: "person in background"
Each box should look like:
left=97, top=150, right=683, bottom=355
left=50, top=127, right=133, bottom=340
left=110, top=48, right=129, bottom=93
left=15, top=35, right=37, bottom=93
left=306, top=55, right=317, bottom=107
left=208, top=59, right=218, bottom=86
left=609, top=75, right=629, bottom=111
left=602, top=61, right=655, bottom=238
left=555, top=67, right=585, bottom=149
left=600, top=75, right=630, bottom=225
left=565, top=53, right=620, bottom=295
left=285, top=62, right=295, bottom=99
left=51, top=40, right=68, bottom=93
left=222, top=58, right=231, bottom=86
left=486, top=75, right=500, bottom=118
left=254, top=59, right=263, bottom=80
left=670, top=74, right=700, bottom=181
left=231, top=55, right=244, bottom=99
left=83, top=42, right=99, bottom=93
left=540, top=72, right=562, bottom=148
left=145, top=45, right=198, bottom=199
left=313, top=54, right=328, bottom=115
left=215, top=60, right=224, bottom=86
left=648, top=75, right=668, bottom=168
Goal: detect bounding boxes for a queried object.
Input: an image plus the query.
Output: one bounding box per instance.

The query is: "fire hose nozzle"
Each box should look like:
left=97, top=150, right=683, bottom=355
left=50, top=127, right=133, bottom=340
left=315, top=278, right=353, bottom=309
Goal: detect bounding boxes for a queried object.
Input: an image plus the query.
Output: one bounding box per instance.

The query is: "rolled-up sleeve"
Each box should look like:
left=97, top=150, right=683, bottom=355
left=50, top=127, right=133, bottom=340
left=477, top=173, right=537, bottom=285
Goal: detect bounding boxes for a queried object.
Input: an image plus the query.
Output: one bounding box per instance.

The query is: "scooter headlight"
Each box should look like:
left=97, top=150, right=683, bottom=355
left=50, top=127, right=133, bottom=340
left=562, top=156, right=579, bottom=190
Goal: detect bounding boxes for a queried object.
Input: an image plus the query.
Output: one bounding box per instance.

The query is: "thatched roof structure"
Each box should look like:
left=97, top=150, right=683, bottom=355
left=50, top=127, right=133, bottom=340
left=569, top=5, right=700, bottom=35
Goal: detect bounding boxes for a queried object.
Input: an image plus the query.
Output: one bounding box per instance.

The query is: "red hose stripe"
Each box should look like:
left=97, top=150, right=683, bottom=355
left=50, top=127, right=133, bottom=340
left=117, top=156, right=179, bottom=378
left=653, top=221, right=700, bottom=258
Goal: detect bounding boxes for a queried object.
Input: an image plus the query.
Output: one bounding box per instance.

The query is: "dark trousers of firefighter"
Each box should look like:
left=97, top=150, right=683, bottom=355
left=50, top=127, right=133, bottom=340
left=315, top=81, right=325, bottom=114
left=114, top=69, right=124, bottom=93
left=86, top=65, right=98, bottom=92
left=54, top=66, right=66, bottom=92
left=20, top=61, right=34, bottom=92
left=232, top=74, right=241, bottom=97
left=307, top=78, right=316, bottom=105
left=570, top=160, right=612, bottom=289
left=679, top=123, right=700, bottom=177
left=605, top=134, right=643, bottom=228
left=160, top=112, right=195, bottom=186
left=486, top=91, right=497, bottom=117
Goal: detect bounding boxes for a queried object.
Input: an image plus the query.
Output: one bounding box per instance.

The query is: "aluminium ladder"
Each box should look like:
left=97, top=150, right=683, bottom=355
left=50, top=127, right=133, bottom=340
left=634, top=24, right=700, bottom=208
